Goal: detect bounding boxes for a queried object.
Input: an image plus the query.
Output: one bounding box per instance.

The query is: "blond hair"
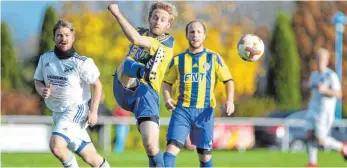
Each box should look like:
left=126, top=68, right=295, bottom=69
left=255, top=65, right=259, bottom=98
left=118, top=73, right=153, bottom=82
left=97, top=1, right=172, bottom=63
left=148, top=2, right=178, bottom=23
left=53, top=19, right=75, bottom=37
left=316, top=48, right=330, bottom=58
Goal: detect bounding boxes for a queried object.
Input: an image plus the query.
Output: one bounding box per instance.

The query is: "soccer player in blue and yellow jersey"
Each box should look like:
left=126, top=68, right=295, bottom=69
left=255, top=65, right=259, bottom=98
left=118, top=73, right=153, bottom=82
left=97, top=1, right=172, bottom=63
left=108, top=2, right=177, bottom=167
left=162, top=21, right=235, bottom=167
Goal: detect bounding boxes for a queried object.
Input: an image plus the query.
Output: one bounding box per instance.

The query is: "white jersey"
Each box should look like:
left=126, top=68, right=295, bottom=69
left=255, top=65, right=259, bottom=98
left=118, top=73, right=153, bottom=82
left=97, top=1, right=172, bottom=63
left=307, top=68, right=341, bottom=119
left=34, top=50, right=100, bottom=113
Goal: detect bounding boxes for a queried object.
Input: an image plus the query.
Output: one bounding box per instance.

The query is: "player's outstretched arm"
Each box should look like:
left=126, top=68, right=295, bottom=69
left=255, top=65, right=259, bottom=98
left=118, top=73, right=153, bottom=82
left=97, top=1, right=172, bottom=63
left=87, top=78, right=102, bottom=127
left=224, top=80, right=235, bottom=116
left=162, top=82, right=176, bottom=112
left=108, top=3, right=151, bottom=48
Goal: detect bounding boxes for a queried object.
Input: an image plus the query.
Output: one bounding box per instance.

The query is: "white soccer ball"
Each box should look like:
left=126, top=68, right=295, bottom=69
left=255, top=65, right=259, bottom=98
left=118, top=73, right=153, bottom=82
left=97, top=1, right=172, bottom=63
left=237, top=34, right=265, bottom=62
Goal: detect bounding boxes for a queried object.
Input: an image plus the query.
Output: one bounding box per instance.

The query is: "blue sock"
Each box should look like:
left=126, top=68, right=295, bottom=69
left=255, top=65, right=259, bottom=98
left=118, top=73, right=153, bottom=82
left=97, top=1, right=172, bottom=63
left=123, top=59, right=145, bottom=78
left=200, top=158, right=212, bottom=167
left=148, top=152, right=164, bottom=167
left=164, top=152, right=176, bottom=167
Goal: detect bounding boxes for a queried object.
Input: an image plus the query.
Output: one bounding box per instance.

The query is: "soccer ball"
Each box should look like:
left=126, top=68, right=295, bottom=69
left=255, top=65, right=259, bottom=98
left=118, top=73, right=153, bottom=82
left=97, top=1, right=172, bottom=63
left=237, top=34, right=265, bottom=62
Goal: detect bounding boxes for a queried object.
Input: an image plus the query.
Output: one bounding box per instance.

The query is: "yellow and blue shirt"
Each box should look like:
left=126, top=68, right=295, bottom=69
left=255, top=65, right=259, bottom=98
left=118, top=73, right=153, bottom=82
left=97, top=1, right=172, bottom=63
left=164, top=48, right=232, bottom=108
left=126, top=27, right=175, bottom=93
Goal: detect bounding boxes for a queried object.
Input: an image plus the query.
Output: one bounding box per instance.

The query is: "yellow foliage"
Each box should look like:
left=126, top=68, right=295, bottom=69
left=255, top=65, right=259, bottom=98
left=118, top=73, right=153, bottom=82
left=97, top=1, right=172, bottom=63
left=225, top=26, right=260, bottom=96
left=61, top=2, right=261, bottom=112
left=62, top=4, right=130, bottom=110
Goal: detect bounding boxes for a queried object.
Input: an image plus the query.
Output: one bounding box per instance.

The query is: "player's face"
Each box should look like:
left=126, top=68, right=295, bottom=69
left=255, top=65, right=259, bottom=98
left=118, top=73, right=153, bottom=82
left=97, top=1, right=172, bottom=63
left=54, top=27, right=75, bottom=52
left=149, top=9, right=171, bottom=36
left=316, top=53, right=329, bottom=71
left=186, top=22, right=206, bottom=49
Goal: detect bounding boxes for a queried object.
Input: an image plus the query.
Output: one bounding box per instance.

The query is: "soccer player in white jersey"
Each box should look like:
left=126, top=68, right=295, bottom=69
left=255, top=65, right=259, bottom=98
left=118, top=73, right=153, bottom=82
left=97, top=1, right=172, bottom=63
left=305, top=48, right=346, bottom=167
left=34, top=19, right=110, bottom=168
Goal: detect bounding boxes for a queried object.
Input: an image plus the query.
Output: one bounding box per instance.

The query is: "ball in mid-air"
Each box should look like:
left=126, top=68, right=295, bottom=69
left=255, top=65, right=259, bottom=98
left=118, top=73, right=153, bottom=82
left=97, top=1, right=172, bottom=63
left=237, top=34, right=265, bottom=62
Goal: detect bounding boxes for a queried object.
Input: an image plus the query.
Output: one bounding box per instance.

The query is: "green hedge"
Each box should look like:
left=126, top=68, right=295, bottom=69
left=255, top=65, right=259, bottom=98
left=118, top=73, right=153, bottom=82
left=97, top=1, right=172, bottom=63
left=231, top=97, right=277, bottom=117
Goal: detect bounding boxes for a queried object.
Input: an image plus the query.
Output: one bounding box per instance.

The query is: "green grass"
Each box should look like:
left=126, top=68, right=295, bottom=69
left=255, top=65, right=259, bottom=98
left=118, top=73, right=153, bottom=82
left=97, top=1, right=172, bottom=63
left=2, top=149, right=347, bottom=167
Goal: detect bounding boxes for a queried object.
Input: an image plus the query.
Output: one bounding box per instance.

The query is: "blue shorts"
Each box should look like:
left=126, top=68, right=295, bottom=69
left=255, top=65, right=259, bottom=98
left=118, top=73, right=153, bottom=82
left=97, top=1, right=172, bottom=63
left=166, top=106, right=214, bottom=149
left=113, top=71, right=159, bottom=119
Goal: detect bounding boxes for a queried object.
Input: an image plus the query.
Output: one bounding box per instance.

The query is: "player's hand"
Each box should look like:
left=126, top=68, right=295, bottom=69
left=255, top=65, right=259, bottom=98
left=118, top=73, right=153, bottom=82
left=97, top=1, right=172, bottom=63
left=318, top=83, right=327, bottom=94
left=165, top=98, right=176, bottom=112
left=87, top=111, right=98, bottom=127
left=225, top=101, right=235, bottom=116
left=108, top=3, right=120, bottom=15
left=42, top=83, right=52, bottom=99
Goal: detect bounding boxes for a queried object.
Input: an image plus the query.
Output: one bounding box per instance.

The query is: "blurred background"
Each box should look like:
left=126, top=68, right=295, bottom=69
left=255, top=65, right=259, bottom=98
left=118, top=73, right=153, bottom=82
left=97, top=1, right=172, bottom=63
left=1, top=1, right=347, bottom=167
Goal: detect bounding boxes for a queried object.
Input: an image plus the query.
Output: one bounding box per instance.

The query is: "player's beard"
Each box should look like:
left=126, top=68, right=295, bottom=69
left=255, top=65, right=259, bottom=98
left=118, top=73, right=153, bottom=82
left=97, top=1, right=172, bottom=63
left=189, top=41, right=203, bottom=50
left=150, top=28, right=163, bottom=37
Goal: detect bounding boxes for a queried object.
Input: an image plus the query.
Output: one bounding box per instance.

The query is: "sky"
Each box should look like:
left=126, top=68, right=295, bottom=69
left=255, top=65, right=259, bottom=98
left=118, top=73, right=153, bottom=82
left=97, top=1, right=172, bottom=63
left=1, top=1, right=62, bottom=43
left=1, top=1, right=295, bottom=61
left=1, top=1, right=143, bottom=60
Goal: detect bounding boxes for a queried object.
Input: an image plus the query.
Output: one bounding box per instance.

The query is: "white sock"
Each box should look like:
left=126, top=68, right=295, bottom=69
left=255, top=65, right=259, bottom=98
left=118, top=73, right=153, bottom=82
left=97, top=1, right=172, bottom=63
left=306, top=140, right=318, bottom=164
left=62, top=152, right=79, bottom=168
left=323, top=137, right=343, bottom=151
left=100, top=158, right=110, bottom=168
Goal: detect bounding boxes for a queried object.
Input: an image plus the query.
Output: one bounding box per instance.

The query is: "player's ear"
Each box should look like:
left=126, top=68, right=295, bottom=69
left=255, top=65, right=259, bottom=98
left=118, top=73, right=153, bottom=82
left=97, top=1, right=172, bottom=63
left=72, top=34, right=75, bottom=43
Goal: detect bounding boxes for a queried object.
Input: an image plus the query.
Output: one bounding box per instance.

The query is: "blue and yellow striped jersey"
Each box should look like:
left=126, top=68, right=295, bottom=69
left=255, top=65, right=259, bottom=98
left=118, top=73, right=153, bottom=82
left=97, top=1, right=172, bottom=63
left=164, top=48, right=232, bottom=108
left=125, top=27, right=175, bottom=93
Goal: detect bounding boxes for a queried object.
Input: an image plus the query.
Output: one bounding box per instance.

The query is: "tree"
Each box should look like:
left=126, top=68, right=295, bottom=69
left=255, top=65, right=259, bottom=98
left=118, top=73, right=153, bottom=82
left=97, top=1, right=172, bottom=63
left=32, top=6, right=57, bottom=115
left=38, top=6, right=57, bottom=56
left=268, top=12, right=302, bottom=110
left=1, top=22, right=23, bottom=89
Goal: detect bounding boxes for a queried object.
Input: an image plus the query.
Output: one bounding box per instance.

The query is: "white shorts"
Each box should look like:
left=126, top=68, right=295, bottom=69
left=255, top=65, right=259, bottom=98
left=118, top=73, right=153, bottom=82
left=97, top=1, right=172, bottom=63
left=52, top=103, right=91, bottom=153
left=305, top=110, right=335, bottom=139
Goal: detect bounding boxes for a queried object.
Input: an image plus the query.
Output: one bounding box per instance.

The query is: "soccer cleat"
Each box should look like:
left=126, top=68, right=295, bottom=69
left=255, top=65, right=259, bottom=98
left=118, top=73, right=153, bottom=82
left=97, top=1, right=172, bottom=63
left=307, top=163, right=317, bottom=168
left=144, top=47, right=165, bottom=82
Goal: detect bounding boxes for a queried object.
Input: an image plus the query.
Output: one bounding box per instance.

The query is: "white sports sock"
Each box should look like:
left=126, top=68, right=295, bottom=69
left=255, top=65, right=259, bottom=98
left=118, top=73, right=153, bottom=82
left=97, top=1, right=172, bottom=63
left=100, top=158, right=110, bottom=168
left=323, top=136, right=343, bottom=151
left=306, top=140, right=318, bottom=164
left=62, top=152, right=79, bottom=168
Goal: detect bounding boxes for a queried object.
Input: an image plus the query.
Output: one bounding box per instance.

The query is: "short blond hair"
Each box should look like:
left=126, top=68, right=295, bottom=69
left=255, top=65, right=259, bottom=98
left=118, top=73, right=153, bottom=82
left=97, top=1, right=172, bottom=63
left=316, top=48, right=330, bottom=58
left=148, top=2, right=178, bottom=23
left=53, top=19, right=75, bottom=37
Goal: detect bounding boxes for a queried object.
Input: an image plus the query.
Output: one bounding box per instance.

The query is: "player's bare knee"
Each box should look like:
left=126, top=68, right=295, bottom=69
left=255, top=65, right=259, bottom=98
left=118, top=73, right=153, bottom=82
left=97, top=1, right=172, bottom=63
left=165, top=144, right=180, bottom=155
left=144, top=143, right=159, bottom=155
left=50, top=144, right=65, bottom=158
left=80, top=152, right=102, bottom=166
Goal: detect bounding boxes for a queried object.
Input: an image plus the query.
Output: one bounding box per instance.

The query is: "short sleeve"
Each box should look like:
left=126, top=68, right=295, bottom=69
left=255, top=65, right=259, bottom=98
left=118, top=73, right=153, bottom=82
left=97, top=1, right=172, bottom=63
left=148, top=37, right=162, bottom=56
left=331, top=73, right=341, bottom=90
left=164, top=58, right=178, bottom=84
left=34, top=56, right=44, bottom=81
left=215, top=54, right=232, bottom=82
left=80, top=58, right=100, bottom=84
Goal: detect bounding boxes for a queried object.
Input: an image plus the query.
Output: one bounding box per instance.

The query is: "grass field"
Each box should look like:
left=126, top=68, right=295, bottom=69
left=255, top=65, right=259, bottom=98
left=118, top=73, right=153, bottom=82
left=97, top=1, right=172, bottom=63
left=2, top=149, right=347, bottom=167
